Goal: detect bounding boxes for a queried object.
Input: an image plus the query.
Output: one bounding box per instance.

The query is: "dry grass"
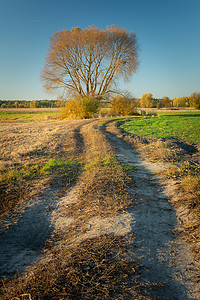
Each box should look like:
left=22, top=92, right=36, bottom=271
left=0, top=178, right=50, bottom=221
left=0, top=119, right=86, bottom=220
left=122, top=134, right=179, bottom=162
left=181, top=175, right=200, bottom=194
left=1, top=235, right=153, bottom=300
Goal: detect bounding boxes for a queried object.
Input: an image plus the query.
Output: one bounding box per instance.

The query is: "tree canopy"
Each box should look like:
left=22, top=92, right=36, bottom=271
left=41, top=26, right=139, bottom=98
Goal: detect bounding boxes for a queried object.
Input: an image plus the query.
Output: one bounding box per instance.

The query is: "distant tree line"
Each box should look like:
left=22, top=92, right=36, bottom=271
left=137, top=92, right=200, bottom=109
left=1, top=92, right=199, bottom=111
left=0, top=100, right=66, bottom=108
left=109, top=92, right=200, bottom=114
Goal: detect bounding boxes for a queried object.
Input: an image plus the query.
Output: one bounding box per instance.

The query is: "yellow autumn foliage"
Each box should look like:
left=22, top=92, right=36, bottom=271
left=110, top=95, right=137, bottom=116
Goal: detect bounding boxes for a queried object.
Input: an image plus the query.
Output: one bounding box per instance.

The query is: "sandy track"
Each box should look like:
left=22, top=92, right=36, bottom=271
left=104, top=122, right=199, bottom=299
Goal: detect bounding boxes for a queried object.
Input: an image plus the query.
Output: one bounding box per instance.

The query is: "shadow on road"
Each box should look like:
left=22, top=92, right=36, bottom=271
left=0, top=186, right=60, bottom=278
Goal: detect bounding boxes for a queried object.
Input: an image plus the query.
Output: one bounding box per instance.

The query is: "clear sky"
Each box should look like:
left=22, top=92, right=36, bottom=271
left=0, top=0, right=200, bottom=100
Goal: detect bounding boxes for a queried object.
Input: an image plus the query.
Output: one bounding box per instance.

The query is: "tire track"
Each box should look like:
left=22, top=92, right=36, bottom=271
left=104, top=121, right=199, bottom=299
left=0, top=120, right=91, bottom=279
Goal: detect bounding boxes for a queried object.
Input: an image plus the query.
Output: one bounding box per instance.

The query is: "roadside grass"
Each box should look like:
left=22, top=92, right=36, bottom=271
left=122, top=164, right=138, bottom=173
left=142, top=140, right=178, bottom=162
left=181, top=175, right=200, bottom=195
left=0, top=163, right=41, bottom=182
left=122, top=134, right=179, bottom=162
left=0, top=159, right=81, bottom=183
left=165, top=161, right=200, bottom=179
left=120, top=113, right=200, bottom=143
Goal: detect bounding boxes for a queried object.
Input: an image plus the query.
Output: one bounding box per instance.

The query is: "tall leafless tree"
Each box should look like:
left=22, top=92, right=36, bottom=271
left=41, top=26, right=139, bottom=98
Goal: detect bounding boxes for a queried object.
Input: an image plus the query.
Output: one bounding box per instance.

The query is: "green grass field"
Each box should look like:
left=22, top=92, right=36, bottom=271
left=121, top=112, right=200, bottom=143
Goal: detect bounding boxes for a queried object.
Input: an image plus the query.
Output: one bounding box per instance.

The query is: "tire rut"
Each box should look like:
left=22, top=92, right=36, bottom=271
left=0, top=120, right=93, bottom=279
left=103, top=122, right=199, bottom=300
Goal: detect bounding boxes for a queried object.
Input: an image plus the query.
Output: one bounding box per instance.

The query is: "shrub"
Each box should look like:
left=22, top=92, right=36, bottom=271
left=140, top=93, right=154, bottom=108
left=110, top=95, right=137, bottom=116
left=190, top=92, right=200, bottom=109
left=61, top=96, right=100, bottom=119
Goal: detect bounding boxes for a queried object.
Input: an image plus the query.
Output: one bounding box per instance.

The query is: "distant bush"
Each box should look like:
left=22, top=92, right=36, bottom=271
left=140, top=93, right=154, bottom=108
left=190, top=92, right=200, bottom=109
left=61, top=96, right=100, bottom=119
left=110, top=95, right=138, bottom=116
left=173, top=96, right=190, bottom=108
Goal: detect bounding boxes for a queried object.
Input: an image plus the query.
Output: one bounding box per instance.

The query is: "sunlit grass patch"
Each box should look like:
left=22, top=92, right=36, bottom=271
left=122, top=164, right=138, bottom=173
left=0, top=158, right=82, bottom=221
left=0, top=164, right=41, bottom=182
left=85, top=155, right=119, bottom=171
left=41, top=158, right=82, bottom=182
left=0, top=159, right=82, bottom=184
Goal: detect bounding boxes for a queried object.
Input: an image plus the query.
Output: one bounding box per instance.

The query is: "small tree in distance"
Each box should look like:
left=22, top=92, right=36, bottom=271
left=161, top=96, right=172, bottom=108
left=61, top=96, right=100, bottom=119
left=140, top=93, right=154, bottom=108
left=190, top=92, right=200, bottom=109
left=41, top=26, right=139, bottom=99
left=110, top=94, right=137, bottom=116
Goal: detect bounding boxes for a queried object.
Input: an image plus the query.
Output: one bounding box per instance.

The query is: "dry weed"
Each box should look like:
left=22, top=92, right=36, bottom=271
left=1, top=235, right=152, bottom=300
left=123, top=135, right=178, bottom=162
left=181, top=175, right=200, bottom=195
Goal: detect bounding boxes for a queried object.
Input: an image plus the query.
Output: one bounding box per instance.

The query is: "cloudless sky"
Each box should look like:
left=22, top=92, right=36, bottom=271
left=0, top=0, right=200, bottom=100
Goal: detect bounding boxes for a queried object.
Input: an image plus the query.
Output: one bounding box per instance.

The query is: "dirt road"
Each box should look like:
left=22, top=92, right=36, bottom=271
left=0, top=119, right=199, bottom=299
left=104, top=122, right=199, bottom=299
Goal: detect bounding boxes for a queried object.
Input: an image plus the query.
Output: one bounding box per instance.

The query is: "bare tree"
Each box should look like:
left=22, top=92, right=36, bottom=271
left=41, top=26, right=139, bottom=98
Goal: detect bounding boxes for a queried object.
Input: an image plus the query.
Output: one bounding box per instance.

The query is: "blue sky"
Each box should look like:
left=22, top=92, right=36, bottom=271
left=0, top=0, right=200, bottom=100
